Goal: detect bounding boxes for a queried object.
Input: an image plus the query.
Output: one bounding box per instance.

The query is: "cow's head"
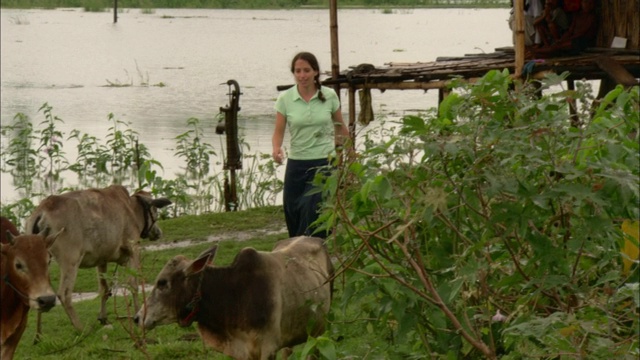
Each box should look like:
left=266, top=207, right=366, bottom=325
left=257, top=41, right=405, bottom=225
left=0, top=229, right=63, bottom=311
left=135, top=246, right=217, bottom=330
left=133, top=191, right=172, bottom=241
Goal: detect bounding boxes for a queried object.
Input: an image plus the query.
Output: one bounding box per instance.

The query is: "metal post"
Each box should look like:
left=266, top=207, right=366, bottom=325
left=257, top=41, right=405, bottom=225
left=216, top=80, right=242, bottom=211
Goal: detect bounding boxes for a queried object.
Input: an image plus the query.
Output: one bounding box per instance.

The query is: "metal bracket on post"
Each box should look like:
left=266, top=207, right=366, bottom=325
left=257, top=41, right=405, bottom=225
left=216, top=80, right=242, bottom=211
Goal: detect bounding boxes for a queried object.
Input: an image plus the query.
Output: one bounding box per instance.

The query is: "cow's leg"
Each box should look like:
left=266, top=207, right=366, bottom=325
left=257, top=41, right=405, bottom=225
left=34, top=310, right=43, bottom=344
left=4, top=314, right=27, bottom=357
left=127, top=243, right=141, bottom=310
left=57, top=262, right=84, bottom=331
left=97, top=263, right=110, bottom=325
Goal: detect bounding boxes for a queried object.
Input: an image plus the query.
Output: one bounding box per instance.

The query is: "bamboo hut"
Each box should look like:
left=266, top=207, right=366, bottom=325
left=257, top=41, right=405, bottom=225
left=318, top=0, right=639, bottom=139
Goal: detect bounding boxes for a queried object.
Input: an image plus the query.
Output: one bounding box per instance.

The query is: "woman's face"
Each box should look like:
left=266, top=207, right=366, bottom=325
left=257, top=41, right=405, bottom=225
left=293, top=59, right=318, bottom=88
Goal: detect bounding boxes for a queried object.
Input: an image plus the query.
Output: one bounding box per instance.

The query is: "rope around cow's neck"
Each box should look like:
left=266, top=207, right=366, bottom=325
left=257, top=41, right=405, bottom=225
left=136, top=196, right=155, bottom=239
left=3, top=274, right=35, bottom=303
left=179, top=267, right=207, bottom=327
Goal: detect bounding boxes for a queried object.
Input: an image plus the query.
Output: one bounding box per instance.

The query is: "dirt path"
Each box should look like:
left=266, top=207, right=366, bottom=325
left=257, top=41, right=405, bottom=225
left=143, top=227, right=288, bottom=252
left=71, top=227, right=288, bottom=303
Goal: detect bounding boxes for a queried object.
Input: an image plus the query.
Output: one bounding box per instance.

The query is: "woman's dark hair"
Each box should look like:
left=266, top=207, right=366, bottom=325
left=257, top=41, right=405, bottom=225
left=290, top=52, right=326, bottom=102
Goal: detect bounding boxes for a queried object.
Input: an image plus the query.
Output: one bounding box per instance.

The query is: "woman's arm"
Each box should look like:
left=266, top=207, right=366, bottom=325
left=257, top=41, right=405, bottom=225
left=272, top=112, right=287, bottom=164
left=332, top=108, right=350, bottom=147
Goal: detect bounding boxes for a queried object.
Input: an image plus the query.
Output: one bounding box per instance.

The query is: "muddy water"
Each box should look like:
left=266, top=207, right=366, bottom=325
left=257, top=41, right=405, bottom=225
left=1, top=7, right=512, bottom=203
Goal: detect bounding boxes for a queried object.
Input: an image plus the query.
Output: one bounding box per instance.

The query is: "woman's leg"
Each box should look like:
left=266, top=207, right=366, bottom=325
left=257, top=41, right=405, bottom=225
left=284, top=159, right=329, bottom=238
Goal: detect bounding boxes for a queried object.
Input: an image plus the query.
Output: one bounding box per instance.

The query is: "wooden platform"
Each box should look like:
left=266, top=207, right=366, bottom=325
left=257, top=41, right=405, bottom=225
left=322, top=47, right=640, bottom=91
left=312, top=46, right=639, bottom=137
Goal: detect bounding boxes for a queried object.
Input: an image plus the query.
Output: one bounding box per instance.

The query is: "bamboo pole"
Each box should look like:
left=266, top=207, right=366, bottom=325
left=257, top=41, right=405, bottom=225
left=113, top=0, right=118, bottom=23
left=329, top=0, right=341, bottom=100
left=348, top=87, right=356, bottom=148
left=514, top=0, right=524, bottom=78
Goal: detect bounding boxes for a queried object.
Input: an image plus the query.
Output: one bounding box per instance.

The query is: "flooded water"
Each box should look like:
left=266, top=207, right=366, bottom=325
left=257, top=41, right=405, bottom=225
left=1, top=7, right=512, bottom=203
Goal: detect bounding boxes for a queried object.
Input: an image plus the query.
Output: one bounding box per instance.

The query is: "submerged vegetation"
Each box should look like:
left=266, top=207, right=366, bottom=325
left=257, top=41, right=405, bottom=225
left=0, top=103, right=283, bottom=222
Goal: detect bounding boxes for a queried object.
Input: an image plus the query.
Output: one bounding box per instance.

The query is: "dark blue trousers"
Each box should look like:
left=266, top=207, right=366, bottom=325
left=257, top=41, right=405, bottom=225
left=283, top=158, right=329, bottom=239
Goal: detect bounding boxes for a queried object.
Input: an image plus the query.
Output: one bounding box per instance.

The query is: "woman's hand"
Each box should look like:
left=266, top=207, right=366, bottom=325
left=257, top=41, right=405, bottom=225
left=273, top=147, right=284, bottom=164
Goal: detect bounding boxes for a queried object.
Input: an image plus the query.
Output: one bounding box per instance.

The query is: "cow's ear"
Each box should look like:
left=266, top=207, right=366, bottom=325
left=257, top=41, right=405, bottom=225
left=151, top=198, right=172, bottom=208
left=184, top=246, right=217, bottom=276
left=45, top=228, right=64, bottom=248
left=6, top=230, right=16, bottom=245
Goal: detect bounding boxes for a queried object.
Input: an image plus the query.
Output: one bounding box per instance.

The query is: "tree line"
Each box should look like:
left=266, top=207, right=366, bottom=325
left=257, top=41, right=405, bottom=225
left=1, top=0, right=510, bottom=10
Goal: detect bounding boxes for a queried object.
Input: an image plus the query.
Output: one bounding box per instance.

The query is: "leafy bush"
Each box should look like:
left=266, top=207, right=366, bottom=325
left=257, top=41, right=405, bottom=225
left=322, top=70, right=639, bottom=358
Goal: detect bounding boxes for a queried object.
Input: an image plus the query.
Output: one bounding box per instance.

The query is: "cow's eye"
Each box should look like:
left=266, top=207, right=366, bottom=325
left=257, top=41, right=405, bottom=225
left=15, top=261, right=25, bottom=271
left=157, top=279, right=168, bottom=288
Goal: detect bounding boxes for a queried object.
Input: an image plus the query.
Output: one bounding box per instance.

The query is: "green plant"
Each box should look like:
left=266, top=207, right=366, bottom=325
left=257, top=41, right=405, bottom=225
left=235, top=153, right=283, bottom=209
left=105, top=113, right=151, bottom=186
left=174, top=116, right=218, bottom=213
left=321, top=71, right=639, bottom=358
left=68, top=130, right=112, bottom=187
left=1, top=112, right=38, bottom=198
left=0, top=104, right=70, bottom=201
left=36, top=103, right=69, bottom=194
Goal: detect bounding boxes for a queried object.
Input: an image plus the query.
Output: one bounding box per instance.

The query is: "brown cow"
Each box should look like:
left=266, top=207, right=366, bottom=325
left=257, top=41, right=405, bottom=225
left=1, top=230, right=62, bottom=360
left=134, top=236, right=333, bottom=360
left=1, top=216, right=20, bottom=244
left=25, top=185, right=172, bottom=336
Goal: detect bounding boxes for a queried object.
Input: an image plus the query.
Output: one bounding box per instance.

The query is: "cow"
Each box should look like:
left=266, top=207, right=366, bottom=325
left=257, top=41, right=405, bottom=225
left=1, top=216, right=20, bottom=244
left=1, top=230, right=62, bottom=360
left=134, top=236, right=334, bottom=360
left=24, top=185, right=172, bottom=337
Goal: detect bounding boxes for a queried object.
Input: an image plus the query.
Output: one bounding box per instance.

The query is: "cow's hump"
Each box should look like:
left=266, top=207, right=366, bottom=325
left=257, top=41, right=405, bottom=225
left=232, top=247, right=262, bottom=270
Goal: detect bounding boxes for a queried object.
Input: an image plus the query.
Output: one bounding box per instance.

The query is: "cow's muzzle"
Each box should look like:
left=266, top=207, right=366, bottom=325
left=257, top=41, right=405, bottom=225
left=37, top=295, right=57, bottom=312
left=133, top=313, right=156, bottom=330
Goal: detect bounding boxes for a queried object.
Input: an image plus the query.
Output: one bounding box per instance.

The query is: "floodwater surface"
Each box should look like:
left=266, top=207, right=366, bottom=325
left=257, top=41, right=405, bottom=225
left=1, top=7, right=512, bottom=202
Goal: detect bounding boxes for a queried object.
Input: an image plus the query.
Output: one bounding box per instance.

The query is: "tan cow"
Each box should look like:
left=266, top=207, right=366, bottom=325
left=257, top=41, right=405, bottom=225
left=25, top=185, right=172, bottom=336
left=1, top=230, right=62, bottom=360
left=134, top=236, right=334, bottom=360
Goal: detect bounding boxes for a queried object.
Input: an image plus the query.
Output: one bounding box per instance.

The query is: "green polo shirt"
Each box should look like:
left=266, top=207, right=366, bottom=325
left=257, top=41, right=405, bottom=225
left=275, top=85, right=340, bottom=160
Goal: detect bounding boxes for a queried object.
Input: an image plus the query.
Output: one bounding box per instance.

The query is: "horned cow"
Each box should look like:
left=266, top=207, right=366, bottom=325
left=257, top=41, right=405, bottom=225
left=25, top=185, right=172, bottom=336
left=135, top=236, right=334, bottom=360
left=1, top=230, right=62, bottom=360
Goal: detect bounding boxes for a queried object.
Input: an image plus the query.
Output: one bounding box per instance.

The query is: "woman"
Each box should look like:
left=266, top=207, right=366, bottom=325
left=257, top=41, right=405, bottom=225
left=272, top=51, right=350, bottom=239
